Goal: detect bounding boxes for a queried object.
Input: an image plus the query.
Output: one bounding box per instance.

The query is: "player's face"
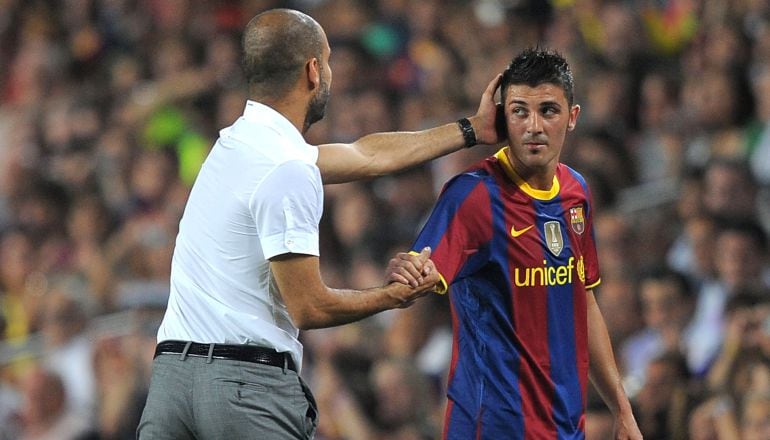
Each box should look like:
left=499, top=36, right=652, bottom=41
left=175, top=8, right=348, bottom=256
left=503, top=83, right=579, bottom=183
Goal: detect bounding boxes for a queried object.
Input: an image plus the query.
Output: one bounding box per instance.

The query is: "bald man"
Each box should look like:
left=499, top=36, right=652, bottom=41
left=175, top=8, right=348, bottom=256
left=137, top=8, right=503, bottom=440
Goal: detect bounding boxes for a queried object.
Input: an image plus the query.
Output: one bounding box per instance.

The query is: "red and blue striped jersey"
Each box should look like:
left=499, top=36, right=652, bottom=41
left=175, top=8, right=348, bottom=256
left=413, top=148, right=601, bottom=440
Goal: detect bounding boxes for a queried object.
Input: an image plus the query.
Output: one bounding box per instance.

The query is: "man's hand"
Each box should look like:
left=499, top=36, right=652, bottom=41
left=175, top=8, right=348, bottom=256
left=468, top=74, right=505, bottom=145
left=613, top=412, right=643, bottom=440
left=386, top=247, right=435, bottom=288
left=384, top=247, right=440, bottom=308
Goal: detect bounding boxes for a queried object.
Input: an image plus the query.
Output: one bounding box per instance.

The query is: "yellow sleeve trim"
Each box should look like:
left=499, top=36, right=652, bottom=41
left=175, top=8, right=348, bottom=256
left=585, top=278, right=602, bottom=290
left=407, top=251, right=447, bottom=295
left=434, top=273, right=448, bottom=295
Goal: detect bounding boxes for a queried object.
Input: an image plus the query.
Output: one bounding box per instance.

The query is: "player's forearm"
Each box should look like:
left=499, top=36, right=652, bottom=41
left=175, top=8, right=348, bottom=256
left=586, top=291, right=634, bottom=417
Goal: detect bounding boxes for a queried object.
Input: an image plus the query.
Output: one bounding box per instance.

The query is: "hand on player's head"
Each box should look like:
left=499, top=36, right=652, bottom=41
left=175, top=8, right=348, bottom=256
left=470, top=74, right=506, bottom=145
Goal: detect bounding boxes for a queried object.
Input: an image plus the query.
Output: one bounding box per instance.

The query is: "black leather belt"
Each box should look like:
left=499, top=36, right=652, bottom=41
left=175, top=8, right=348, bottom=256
left=154, top=340, right=296, bottom=372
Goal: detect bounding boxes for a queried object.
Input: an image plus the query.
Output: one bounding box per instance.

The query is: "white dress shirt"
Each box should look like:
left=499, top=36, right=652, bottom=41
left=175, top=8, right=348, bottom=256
left=157, top=101, right=323, bottom=370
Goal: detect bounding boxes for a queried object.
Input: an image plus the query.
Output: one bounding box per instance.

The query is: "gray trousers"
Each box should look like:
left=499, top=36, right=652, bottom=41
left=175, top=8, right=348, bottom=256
left=137, top=352, right=317, bottom=439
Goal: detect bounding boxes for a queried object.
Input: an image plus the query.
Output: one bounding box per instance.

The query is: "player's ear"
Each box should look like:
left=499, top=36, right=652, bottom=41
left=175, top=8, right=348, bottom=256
left=567, top=104, right=580, bottom=131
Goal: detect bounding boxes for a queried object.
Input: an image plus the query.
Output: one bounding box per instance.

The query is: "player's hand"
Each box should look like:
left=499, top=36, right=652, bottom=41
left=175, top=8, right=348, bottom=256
left=468, top=74, right=505, bottom=145
left=613, top=413, right=643, bottom=440
left=385, top=247, right=441, bottom=307
left=386, top=247, right=434, bottom=288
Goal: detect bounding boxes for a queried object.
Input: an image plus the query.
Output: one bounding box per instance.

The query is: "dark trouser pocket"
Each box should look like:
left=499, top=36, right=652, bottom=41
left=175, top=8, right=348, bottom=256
left=299, top=376, right=318, bottom=438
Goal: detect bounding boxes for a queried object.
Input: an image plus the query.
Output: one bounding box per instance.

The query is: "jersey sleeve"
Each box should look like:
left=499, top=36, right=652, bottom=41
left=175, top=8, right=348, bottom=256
left=413, top=173, right=493, bottom=291
left=250, top=160, right=323, bottom=259
left=582, top=187, right=601, bottom=289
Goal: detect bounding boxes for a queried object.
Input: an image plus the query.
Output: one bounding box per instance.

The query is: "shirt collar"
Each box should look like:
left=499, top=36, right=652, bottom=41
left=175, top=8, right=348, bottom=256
left=494, top=147, right=560, bottom=200
left=242, top=100, right=308, bottom=147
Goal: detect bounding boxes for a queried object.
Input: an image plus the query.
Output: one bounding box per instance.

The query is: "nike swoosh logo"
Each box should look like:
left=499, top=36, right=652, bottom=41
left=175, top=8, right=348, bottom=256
left=511, top=224, right=534, bottom=238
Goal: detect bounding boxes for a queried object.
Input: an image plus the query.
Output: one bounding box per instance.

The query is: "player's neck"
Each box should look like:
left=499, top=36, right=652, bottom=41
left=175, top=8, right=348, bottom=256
left=513, top=164, right=556, bottom=191
left=526, top=175, right=554, bottom=191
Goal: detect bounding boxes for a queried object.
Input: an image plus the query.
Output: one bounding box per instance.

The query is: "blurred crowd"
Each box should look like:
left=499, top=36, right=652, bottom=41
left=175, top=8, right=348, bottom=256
left=0, top=0, right=769, bottom=439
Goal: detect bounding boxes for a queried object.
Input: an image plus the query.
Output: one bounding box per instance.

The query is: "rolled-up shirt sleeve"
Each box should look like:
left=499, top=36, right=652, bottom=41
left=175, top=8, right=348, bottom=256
left=250, top=159, right=323, bottom=259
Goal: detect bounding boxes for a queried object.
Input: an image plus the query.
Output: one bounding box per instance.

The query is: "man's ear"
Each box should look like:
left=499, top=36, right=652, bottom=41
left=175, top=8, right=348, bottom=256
left=568, top=104, right=580, bottom=131
left=306, top=58, right=321, bottom=91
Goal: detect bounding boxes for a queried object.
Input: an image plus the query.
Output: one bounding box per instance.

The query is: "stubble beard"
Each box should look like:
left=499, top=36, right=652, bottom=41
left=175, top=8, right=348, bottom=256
left=303, top=80, right=330, bottom=133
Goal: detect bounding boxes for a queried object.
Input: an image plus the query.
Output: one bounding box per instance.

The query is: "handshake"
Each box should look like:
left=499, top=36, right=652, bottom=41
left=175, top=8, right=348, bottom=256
left=384, top=247, right=443, bottom=308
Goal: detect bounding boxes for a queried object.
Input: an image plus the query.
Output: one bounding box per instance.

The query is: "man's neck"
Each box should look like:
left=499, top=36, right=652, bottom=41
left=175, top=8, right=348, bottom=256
left=512, top=163, right=557, bottom=191
left=251, top=93, right=308, bottom=134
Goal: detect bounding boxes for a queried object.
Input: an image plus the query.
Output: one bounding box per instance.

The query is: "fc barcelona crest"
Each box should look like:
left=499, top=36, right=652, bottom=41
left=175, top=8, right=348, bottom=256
left=570, top=206, right=585, bottom=235
left=544, top=221, right=563, bottom=256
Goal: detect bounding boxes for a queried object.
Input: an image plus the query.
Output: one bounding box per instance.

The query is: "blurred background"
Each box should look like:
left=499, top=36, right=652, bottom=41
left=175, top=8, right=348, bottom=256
left=0, top=0, right=769, bottom=439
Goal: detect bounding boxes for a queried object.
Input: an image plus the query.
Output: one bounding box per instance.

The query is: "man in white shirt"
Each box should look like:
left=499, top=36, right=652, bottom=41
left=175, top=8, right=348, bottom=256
left=137, top=8, right=504, bottom=440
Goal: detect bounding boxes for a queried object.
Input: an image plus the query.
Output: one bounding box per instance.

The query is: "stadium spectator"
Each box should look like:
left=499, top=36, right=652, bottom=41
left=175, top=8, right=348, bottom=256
left=621, top=267, right=695, bottom=393
left=16, top=366, right=90, bottom=440
left=686, top=220, right=769, bottom=375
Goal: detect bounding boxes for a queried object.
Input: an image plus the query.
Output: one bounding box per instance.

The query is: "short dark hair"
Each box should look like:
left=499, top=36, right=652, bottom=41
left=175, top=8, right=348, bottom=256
left=241, top=9, right=324, bottom=99
left=716, top=218, right=768, bottom=253
left=638, top=266, right=693, bottom=299
left=501, top=48, right=574, bottom=106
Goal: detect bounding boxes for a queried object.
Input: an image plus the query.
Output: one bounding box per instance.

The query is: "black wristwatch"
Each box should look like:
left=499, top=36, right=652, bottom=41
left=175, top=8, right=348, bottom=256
left=457, top=117, right=477, bottom=148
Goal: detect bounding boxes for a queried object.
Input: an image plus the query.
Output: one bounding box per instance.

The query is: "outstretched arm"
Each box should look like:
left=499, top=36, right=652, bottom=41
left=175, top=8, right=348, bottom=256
left=270, top=248, right=438, bottom=330
left=587, top=289, right=643, bottom=440
left=317, top=74, right=503, bottom=184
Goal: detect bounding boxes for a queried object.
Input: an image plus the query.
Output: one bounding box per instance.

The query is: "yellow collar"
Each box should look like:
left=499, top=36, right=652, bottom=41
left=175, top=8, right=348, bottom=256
left=494, top=147, right=559, bottom=200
